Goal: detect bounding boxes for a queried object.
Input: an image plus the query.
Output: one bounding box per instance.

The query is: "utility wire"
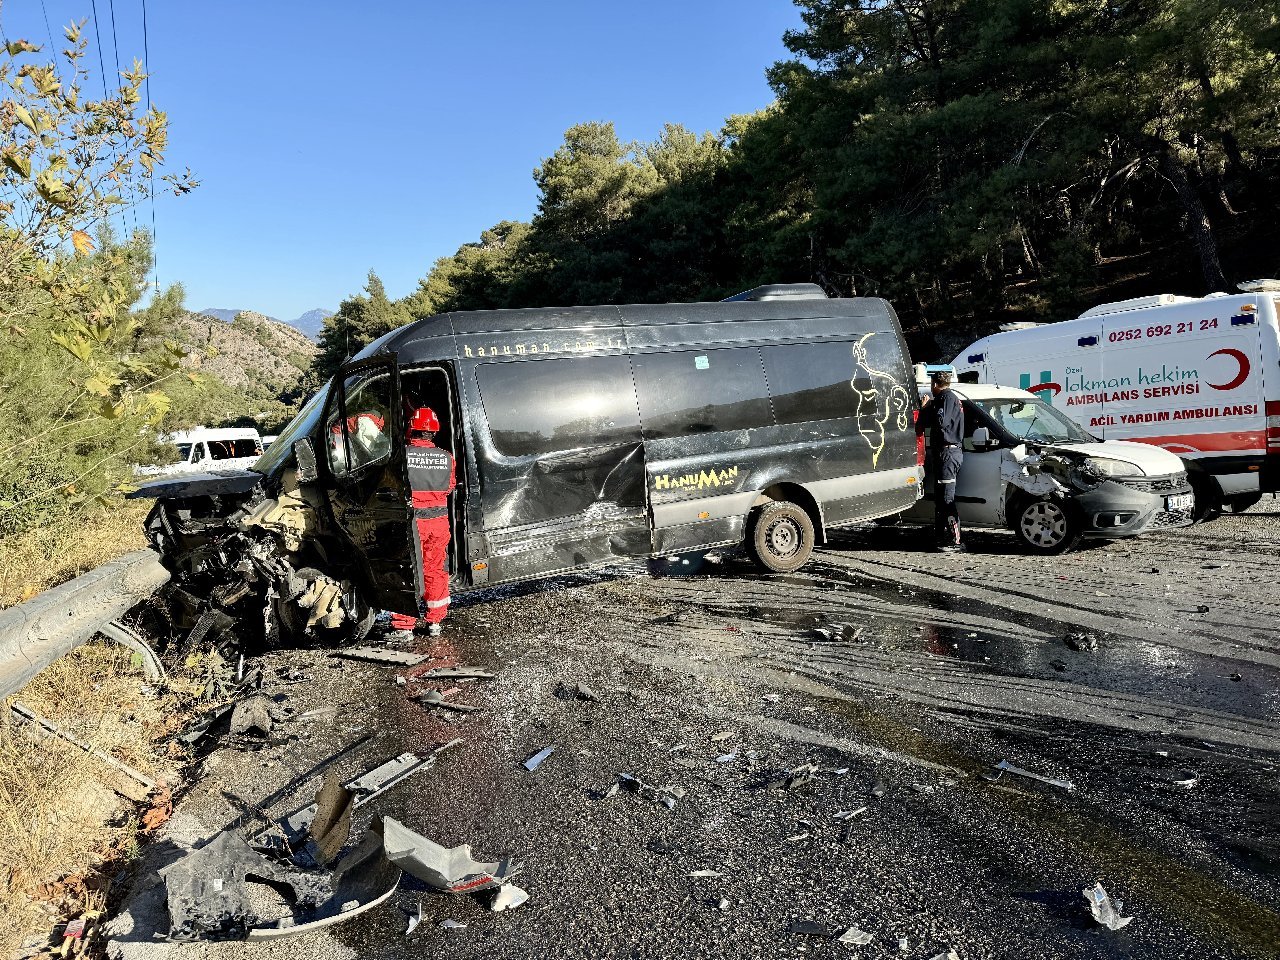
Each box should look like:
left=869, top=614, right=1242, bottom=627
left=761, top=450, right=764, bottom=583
left=106, top=0, right=138, bottom=238
left=39, top=0, right=58, bottom=77
left=142, top=0, right=157, bottom=292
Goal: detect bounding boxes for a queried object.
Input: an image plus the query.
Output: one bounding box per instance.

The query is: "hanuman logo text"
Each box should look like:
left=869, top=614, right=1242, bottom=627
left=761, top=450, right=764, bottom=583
left=654, top=467, right=740, bottom=491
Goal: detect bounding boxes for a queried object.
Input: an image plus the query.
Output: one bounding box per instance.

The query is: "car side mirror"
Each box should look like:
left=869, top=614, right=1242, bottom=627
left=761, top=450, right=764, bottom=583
left=971, top=426, right=995, bottom=450
left=293, top=438, right=319, bottom=483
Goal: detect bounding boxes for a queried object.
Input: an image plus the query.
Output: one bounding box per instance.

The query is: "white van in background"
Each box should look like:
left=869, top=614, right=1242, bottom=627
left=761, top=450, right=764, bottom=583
left=138, top=427, right=264, bottom=476
left=953, top=281, right=1280, bottom=513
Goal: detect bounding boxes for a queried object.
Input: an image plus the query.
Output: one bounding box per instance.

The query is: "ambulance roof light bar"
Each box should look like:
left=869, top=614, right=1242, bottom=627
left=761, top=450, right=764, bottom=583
left=1077, top=293, right=1197, bottom=320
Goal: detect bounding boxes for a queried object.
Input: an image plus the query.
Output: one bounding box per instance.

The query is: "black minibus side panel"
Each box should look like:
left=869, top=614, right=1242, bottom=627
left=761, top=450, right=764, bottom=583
left=461, top=352, right=651, bottom=584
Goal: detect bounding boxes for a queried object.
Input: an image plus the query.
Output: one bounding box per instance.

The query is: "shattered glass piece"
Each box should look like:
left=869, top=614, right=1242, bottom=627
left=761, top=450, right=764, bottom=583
left=837, top=927, right=874, bottom=946
left=710, top=730, right=735, bottom=742
left=991, top=759, right=1075, bottom=791
left=1065, top=631, right=1099, bottom=652
left=717, top=897, right=730, bottom=911
left=439, top=919, right=467, bottom=929
left=714, top=753, right=738, bottom=763
left=490, top=883, right=529, bottom=912
left=1083, top=881, right=1133, bottom=930
left=382, top=817, right=519, bottom=893
left=689, top=870, right=722, bottom=878
left=603, top=782, right=621, bottom=799
left=785, top=831, right=811, bottom=842
left=928, top=952, right=959, bottom=960
left=574, top=682, right=599, bottom=702
left=763, top=693, right=782, bottom=703
left=899, top=937, right=909, bottom=952
left=523, top=745, right=556, bottom=771
left=833, top=807, right=867, bottom=821
left=871, top=781, right=886, bottom=798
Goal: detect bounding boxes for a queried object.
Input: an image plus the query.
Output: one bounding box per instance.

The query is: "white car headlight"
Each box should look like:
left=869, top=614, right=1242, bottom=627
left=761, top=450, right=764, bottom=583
left=1083, top=457, right=1144, bottom=478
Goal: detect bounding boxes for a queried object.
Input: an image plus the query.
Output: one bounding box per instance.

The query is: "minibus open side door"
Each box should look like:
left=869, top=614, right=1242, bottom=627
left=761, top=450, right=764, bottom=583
left=319, top=356, right=418, bottom=615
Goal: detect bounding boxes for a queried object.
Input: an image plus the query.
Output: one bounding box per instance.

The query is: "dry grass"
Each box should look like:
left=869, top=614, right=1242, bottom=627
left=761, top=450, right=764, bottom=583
left=0, top=640, right=197, bottom=956
left=0, top=500, right=151, bottom=610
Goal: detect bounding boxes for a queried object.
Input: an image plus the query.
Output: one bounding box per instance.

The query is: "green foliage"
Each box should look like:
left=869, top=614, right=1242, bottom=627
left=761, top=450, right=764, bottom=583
left=314, top=270, right=411, bottom=380
left=0, top=21, right=199, bottom=539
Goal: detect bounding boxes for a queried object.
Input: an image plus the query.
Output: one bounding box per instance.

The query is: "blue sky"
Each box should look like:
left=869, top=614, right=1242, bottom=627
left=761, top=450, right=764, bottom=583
left=2, top=1, right=805, bottom=321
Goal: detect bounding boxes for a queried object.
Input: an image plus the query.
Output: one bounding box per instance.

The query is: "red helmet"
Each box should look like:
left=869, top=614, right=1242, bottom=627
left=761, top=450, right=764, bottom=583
left=409, top=407, right=440, bottom=433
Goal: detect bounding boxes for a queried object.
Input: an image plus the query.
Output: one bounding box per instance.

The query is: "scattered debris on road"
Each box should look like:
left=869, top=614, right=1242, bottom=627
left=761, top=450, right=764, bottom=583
left=1083, top=881, right=1133, bottom=930
left=1064, top=630, right=1099, bottom=652
left=836, top=927, right=874, bottom=945
left=985, top=758, right=1075, bottom=791
left=523, top=744, right=557, bottom=770
left=331, top=647, right=429, bottom=666
left=383, top=816, right=521, bottom=893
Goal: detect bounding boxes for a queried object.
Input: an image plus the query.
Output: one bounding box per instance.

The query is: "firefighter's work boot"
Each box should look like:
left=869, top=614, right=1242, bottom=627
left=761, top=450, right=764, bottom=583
left=426, top=622, right=443, bottom=638
left=382, top=628, right=415, bottom=645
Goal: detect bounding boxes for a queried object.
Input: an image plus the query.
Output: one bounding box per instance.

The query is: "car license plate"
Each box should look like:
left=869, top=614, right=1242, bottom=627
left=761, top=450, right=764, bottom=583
left=1166, top=493, right=1193, bottom=512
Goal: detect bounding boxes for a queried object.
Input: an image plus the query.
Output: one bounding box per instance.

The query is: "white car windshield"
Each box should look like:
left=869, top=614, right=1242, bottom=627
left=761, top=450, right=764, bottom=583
left=972, top=397, right=1094, bottom=444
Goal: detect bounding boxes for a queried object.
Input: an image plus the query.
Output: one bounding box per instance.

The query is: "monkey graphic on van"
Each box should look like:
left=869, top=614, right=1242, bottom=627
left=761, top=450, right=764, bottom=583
left=851, top=333, right=911, bottom=467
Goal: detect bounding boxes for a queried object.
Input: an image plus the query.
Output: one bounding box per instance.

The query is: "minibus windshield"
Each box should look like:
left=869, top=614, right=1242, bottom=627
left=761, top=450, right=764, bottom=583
left=252, top=385, right=330, bottom=475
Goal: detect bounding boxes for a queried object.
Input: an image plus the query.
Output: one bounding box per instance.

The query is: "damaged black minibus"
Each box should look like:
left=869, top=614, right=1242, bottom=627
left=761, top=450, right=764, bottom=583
left=134, top=285, right=922, bottom=646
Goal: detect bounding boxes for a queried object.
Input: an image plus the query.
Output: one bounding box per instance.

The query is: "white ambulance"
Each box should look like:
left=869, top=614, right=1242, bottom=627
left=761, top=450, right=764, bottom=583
left=953, top=281, right=1280, bottom=514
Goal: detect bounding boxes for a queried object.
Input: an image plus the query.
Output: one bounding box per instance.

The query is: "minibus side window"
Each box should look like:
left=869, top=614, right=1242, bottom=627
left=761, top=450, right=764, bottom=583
left=475, top=356, right=641, bottom=457
left=762, top=342, right=863, bottom=424
left=633, top=348, right=772, bottom=440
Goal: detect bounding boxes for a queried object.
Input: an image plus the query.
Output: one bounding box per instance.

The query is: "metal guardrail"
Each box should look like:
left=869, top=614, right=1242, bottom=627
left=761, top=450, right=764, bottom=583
left=0, top=548, right=170, bottom=700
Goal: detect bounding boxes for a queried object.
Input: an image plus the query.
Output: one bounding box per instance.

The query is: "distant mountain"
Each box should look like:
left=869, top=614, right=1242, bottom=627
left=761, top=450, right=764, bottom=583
left=175, top=310, right=317, bottom=397
left=195, top=306, right=333, bottom=341
left=195, top=307, right=255, bottom=324
left=290, top=308, right=333, bottom=341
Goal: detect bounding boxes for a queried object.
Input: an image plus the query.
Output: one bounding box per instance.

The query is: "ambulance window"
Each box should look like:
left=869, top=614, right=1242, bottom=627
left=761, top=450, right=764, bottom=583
left=762, top=342, right=859, bottom=424
left=476, top=356, right=642, bottom=458
left=633, top=348, right=772, bottom=440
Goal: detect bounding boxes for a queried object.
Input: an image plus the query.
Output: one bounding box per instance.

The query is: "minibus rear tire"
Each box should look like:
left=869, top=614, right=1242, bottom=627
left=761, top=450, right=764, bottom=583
left=750, top=501, right=815, bottom=573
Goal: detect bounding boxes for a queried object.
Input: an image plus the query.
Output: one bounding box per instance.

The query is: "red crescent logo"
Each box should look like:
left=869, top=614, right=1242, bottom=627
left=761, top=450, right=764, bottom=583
left=1207, top=348, right=1249, bottom=391
left=1027, top=381, right=1062, bottom=398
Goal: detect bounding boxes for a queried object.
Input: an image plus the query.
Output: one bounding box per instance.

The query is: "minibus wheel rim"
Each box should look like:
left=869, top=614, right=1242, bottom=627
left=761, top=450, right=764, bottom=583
left=765, top=516, right=802, bottom=558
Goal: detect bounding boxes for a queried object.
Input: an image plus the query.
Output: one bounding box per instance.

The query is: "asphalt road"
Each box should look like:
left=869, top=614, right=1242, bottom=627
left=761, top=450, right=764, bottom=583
left=115, top=505, right=1280, bottom=960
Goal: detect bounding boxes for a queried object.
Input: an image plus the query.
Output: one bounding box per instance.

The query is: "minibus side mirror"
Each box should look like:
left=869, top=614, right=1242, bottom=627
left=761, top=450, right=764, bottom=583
left=293, top=439, right=319, bottom=483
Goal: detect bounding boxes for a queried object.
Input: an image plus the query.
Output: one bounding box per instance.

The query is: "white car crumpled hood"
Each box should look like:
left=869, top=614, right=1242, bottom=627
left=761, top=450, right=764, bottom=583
left=1047, top=440, right=1186, bottom=477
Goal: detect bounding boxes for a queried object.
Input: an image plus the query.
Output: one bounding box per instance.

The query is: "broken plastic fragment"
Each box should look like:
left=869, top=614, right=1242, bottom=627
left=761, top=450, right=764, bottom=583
left=490, top=883, right=529, bottom=912
left=988, top=759, right=1075, bottom=791
left=928, top=951, right=959, bottom=960
left=523, top=745, right=556, bottom=771
left=766, top=763, right=819, bottom=791
left=710, top=730, right=735, bottom=742
left=717, top=897, right=730, bottom=911
left=439, top=919, right=467, bottom=929
left=837, top=927, right=874, bottom=946
left=229, top=694, right=274, bottom=737
left=382, top=817, right=518, bottom=893
left=1083, top=881, right=1133, bottom=930
left=785, top=831, right=811, bottom=842
left=405, top=900, right=424, bottom=935
left=714, top=753, right=738, bottom=763
left=689, top=869, right=722, bottom=878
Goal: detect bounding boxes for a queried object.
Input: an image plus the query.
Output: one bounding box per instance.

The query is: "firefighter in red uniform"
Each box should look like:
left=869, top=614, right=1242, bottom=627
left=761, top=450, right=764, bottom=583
left=387, top=407, right=455, bottom=639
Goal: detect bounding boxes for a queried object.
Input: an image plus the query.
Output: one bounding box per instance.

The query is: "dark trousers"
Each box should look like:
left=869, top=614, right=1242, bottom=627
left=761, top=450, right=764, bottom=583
left=932, top=445, right=963, bottom=545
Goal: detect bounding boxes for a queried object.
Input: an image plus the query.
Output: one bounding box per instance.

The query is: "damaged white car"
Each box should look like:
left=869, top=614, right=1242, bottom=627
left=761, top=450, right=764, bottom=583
left=897, top=379, right=1195, bottom=552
